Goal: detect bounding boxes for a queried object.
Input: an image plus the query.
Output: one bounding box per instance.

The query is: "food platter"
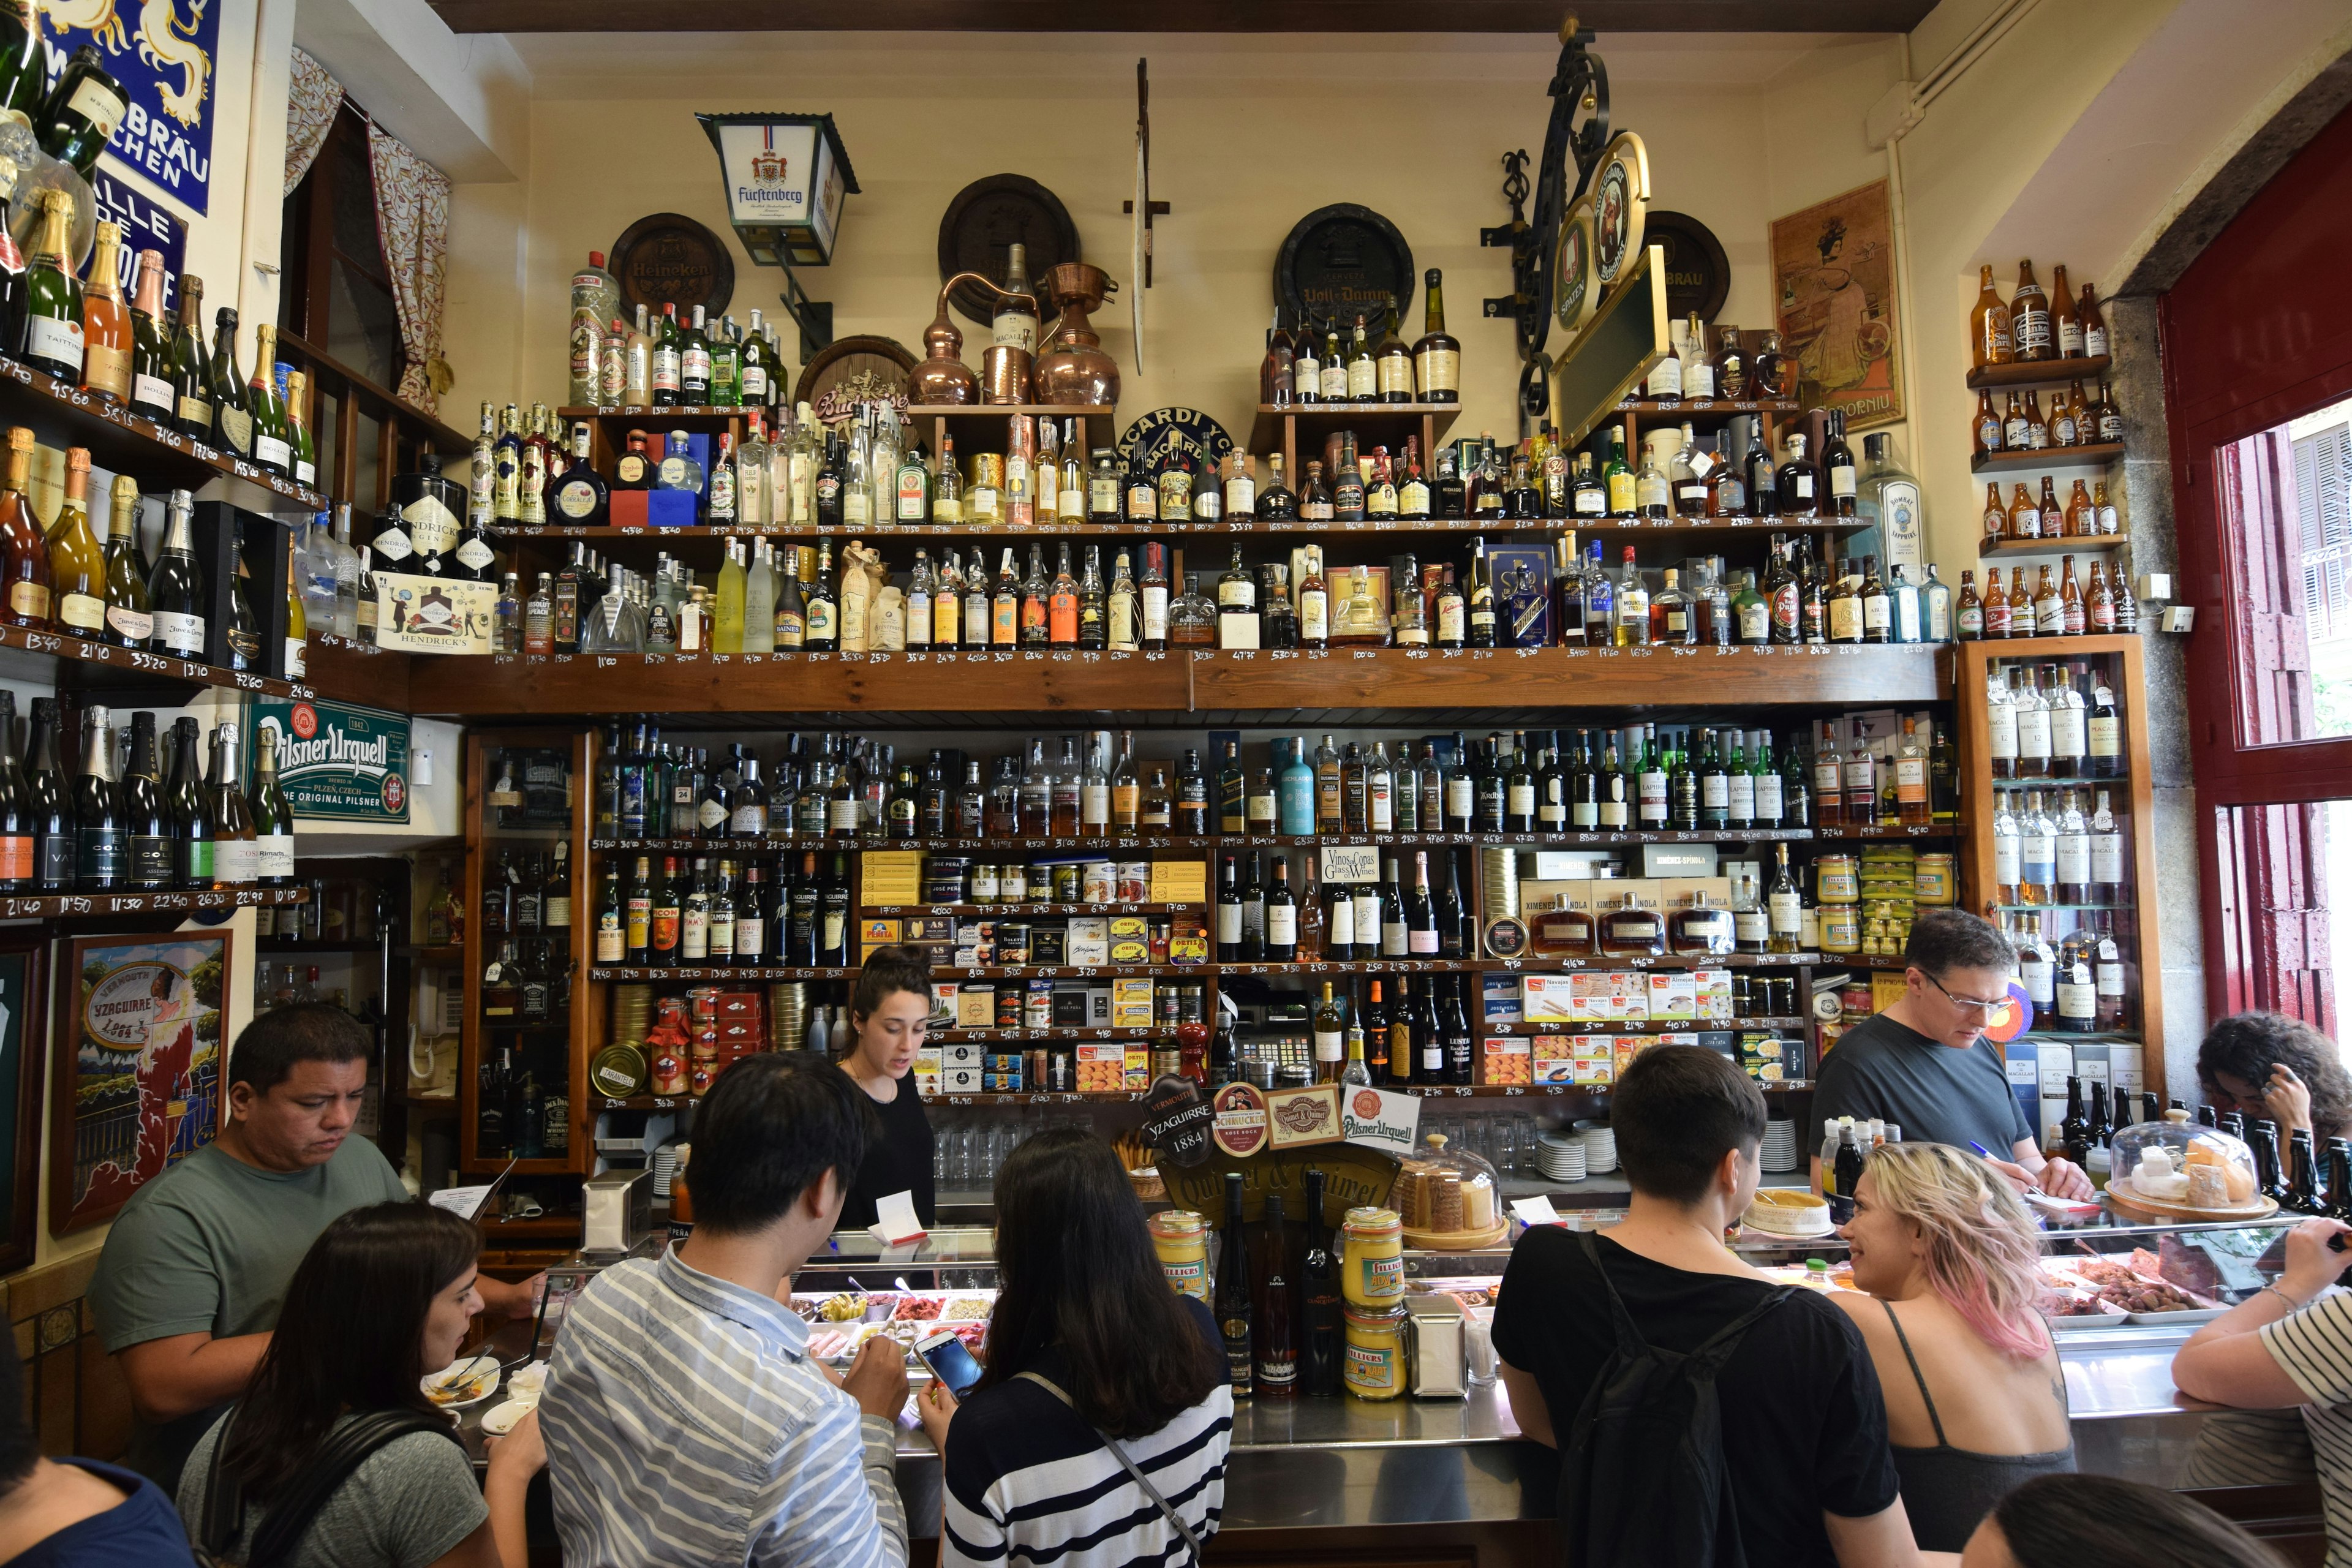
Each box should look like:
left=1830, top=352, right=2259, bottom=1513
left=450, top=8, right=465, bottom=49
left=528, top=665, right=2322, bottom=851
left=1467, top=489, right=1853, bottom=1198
left=2102, top=1178, right=2279, bottom=1224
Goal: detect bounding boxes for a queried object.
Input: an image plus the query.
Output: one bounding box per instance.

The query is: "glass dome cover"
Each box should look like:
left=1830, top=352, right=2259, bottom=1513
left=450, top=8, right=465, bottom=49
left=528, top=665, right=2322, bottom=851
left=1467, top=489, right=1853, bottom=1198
left=2109, top=1109, right=2261, bottom=1211
left=1392, top=1132, right=1505, bottom=1245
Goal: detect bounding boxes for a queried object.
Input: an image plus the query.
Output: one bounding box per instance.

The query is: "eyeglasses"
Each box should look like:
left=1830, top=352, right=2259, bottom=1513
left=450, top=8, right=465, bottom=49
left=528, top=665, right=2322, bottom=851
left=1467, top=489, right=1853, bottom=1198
left=1924, top=970, right=2009, bottom=1015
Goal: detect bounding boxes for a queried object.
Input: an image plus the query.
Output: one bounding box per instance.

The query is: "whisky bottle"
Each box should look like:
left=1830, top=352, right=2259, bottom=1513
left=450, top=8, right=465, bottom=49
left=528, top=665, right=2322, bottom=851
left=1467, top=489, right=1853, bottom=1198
left=1766, top=843, right=1803, bottom=954
left=1413, top=269, right=1461, bottom=403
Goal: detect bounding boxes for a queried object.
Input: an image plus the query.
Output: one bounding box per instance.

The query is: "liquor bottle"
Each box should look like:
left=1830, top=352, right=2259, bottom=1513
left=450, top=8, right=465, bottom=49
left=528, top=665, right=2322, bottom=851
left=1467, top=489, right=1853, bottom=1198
left=1261, top=312, right=1295, bottom=406
left=1970, top=263, right=2014, bottom=368
left=1296, top=1167, right=1344, bottom=1396
left=1766, top=842, right=1804, bottom=954
left=79, top=220, right=130, bottom=402
left=1217, top=1172, right=1253, bottom=1399
left=206, top=307, right=252, bottom=458
left=993, top=242, right=1039, bottom=354
left=20, top=189, right=80, bottom=382
left=250, top=726, right=296, bottom=886
left=205, top=720, right=257, bottom=889
left=1413, top=268, right=1461, bottom=402
left=649, top=303, right=684, bottom=407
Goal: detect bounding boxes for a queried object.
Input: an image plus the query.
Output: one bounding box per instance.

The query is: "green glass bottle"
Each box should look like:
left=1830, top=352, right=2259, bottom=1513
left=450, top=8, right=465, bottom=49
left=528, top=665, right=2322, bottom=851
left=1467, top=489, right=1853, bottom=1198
left=244, top=322, right=288, bottom=478
left=18, top=187, right=81, bottom=381
left=166, top=276, right=211, bottom=440
left=34, top=45, right=126, bottom=178
left=0, top=0, right=45, bottom=124
left=206, top=306, right=251, bottom=457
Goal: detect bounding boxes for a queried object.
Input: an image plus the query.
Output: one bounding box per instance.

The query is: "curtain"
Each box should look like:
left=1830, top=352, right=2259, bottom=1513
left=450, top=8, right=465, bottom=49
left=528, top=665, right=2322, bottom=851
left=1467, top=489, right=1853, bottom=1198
left=284, top=48, right=341, bottom=198
left=367, top=123, right=451, bottom=414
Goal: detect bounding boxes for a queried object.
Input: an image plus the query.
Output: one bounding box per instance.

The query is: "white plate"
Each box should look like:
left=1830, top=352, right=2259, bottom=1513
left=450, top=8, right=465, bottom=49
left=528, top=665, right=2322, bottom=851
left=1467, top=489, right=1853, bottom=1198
left=422, top=1356, right=501, bottom=1409
left=2125, top=1306, right=2228, bottom=1325
left=2046, top=1309, right=2130, bottom=1330
left=480, top=1399, right=534, bottom=1436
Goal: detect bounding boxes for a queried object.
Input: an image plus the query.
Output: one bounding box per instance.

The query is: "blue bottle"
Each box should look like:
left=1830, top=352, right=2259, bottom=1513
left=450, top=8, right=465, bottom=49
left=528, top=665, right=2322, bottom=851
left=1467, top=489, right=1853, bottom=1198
left=1278, top=734, right=1316, bottom=836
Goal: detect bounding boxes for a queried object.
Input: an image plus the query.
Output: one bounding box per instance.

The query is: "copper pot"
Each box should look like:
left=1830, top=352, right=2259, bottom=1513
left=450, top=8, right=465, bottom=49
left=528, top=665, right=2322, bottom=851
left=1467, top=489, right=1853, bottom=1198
left=1034, top=263, right=1120, bottom=407
left=908, top=290, right=978, bottom=406
left=982, top=345, right=1033, bottom=405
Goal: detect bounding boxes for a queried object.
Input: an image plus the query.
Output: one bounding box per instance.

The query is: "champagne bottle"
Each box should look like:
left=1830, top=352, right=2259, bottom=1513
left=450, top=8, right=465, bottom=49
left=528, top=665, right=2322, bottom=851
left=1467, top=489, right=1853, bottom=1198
left=46, top=447, right=103, bottom=639
left=126, top=247, right=173, bottom=421
left=222, top=516, right=261, bottom=671
left=249, top=725, right=296, bottom=886
left=146, top=489, right=206, bottom=658
left=246, top=322, right=290, bottom=477
left=121, top=709, right=170, bottom=891
left=167, top=276, right=211, bottom=440
left=23, top=696, right=69, bottom=891
left=0, top=689, right=26, bottom=892
left=0, top=424, right=46, bottom=629
left=70, top=705, right=124, bottom=889
left=166, top=715, right=214, bottom=889
left=78, top=220, right=129, bottom=401
left=34, top=45, right=126, bottom=178
left=206, top=720, right=257, bottom=889
left=207, top=306, right=252, bottom=458
left=19, top=188, right=81, bottom=381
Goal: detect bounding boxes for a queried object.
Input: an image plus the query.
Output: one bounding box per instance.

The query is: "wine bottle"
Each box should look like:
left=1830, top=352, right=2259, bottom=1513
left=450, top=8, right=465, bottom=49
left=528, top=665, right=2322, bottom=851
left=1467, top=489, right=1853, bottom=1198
left=0, top=689, right=28, bottom=892
left=207, top=307, right=252, bottom=457
left=249, top=726, right=296, bottom=886
left=34, top=45, right=126, bottom=178
left=78, top=219, right=129, bottom=402
left=0, top=0, right=43, bottom=123
left=146, top=489, right=205, bottom=658
left=167, top=715, right=213, bottom=889
left=67, top=705, right=123, bottom=889
left=167, top=275, right=211, bottom=440
left=23, top=696, right=68, bottom=892
left=1216, top=1171, right=1253, bottom=1399
left=206, top=720, right=257, bottom=889
left=47, top=447, right=104, bottom=639
left=121, top=709, right=170, bottom=890
left=20, top=187, right=81, bottom=382
left=222, top=516, right=260, bottom=671
left=126, top=247, right=173, bottom=421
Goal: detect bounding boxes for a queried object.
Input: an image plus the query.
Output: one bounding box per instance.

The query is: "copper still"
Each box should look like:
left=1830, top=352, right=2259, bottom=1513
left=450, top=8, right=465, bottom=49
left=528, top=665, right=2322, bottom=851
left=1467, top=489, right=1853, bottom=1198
left=1032, top=262, right=1120, bottom=406
left=910, top=270, right=1042, bottom=405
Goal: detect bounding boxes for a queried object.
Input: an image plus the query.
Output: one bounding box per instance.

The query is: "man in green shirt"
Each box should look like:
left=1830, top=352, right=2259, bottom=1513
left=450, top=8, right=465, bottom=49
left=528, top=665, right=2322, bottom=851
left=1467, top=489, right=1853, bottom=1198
left=90, top=1004, right=538, bottom=1488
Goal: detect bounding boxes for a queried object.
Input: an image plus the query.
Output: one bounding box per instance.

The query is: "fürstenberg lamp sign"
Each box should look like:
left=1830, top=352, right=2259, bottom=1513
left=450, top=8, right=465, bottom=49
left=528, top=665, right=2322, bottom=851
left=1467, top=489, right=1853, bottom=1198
left=696, top=112, right=860, bottom=268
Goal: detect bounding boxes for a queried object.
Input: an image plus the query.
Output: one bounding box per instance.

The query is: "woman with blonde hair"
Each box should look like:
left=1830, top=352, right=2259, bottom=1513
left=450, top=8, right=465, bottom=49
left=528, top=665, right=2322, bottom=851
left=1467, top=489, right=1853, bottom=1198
left=1831, top=1140, right=2075, bottom=1552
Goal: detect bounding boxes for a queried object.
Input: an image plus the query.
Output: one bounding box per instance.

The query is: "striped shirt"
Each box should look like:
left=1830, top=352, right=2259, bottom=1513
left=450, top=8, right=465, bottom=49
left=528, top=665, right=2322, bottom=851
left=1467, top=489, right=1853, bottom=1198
left=540, top=1248, right=909, bottom=1568
left=943, top=1298, right=1231, bottom=1568
left=2261, top=1289, right=2352, bottom=1568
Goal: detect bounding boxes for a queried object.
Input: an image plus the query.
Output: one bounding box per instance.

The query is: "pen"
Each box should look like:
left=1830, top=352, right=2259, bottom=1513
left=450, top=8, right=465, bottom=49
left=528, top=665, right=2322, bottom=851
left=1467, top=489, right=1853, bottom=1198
left=1968, top=1140, right=1994, bottom=1158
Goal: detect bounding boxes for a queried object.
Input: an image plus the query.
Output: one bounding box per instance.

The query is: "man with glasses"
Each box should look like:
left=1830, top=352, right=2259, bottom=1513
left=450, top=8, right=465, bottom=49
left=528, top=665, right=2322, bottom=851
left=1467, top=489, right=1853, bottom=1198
left=1813, top=908, right=2097, bottom=1200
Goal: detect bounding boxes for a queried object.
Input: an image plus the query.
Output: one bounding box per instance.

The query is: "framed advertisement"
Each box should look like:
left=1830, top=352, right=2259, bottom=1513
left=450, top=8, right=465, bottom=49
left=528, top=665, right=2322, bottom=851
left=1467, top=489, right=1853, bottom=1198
left=50, top=932, right=230, bottom=1235
left=0, top=938, right=47, bottom=1273
left=1770, top=179, right=1905, bottom=431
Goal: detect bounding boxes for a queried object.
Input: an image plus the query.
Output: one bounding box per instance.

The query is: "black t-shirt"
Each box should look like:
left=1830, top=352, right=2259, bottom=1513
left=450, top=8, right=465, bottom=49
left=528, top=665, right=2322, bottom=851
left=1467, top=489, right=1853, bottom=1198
left=1813, top=1011, right=2035, bottom=1154
left=1493, top=1228, right=1901, bottom=1567
left=841, top=1077, right=936, bottom=1231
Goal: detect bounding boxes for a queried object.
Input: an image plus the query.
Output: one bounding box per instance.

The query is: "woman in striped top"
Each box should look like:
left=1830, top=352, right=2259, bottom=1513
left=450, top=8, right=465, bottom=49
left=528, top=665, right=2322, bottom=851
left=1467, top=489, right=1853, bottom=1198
left=2174, top=1215, right=2352, bottom=1568
left=916, top=1128, right=1232, bottom=1567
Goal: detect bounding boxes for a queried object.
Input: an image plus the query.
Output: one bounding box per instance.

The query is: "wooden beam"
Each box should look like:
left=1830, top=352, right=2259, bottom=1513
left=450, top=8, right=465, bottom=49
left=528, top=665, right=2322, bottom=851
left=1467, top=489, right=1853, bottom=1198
left=430, top=0, right=1934, bottom=32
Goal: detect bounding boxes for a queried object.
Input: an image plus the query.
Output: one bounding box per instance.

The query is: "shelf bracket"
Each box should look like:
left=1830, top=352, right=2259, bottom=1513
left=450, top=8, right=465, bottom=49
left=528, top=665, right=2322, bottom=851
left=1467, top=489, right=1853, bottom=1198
left=773, top=262, right=834, bottom=361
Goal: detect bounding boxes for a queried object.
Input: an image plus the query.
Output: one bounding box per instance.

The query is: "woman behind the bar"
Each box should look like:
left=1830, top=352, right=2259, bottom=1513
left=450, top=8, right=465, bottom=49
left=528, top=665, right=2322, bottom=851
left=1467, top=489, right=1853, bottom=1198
left=1831, top=1142, right=2075, bottom=1551
left=915, top=1127, right=1231, bottom=1568
left=2197, top=1011, right=2352, bottom=1145
left=175, top=1200, right=542, bottom=1568
left=837, top=943, right=938, bottom=1233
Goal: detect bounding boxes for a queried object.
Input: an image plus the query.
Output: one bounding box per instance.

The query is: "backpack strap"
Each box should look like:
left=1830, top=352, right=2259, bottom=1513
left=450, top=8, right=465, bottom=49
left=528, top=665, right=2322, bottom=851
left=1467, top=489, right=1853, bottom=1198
left=1572, top=1231, right=1651, bottom=1358
left=242, top=1409, right=464, bottom=1568
left=1016, top=1371, right=1205, bottom=1567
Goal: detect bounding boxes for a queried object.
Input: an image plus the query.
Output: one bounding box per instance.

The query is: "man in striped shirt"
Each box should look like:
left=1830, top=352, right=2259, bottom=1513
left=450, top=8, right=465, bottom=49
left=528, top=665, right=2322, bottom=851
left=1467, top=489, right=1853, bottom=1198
left=540, top=1055, right=911, bottom=1567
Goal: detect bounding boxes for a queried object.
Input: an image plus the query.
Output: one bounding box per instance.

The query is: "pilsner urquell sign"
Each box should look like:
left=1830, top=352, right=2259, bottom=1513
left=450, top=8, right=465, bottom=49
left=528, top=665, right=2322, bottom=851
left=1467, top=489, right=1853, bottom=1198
left=249, top=699, right=410, bottom=823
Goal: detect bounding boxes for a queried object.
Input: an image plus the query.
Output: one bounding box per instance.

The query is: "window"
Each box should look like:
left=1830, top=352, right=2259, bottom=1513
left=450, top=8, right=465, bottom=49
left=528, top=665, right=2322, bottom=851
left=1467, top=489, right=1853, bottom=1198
left=279, top=102, right=401, bottom=391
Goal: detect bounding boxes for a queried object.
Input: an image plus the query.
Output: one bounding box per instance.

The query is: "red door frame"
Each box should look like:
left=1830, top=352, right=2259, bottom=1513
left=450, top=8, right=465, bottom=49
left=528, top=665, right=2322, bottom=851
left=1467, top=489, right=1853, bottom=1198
left=2166, top=99, right=2352, bottom=1020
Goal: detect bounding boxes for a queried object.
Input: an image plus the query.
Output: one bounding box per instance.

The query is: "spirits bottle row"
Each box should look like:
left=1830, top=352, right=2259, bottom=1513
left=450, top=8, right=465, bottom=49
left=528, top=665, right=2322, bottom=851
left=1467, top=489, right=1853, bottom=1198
left=1256, top=268, right=1462, bottom=405
left=507, top=531, right=1966, bottom=657
left=1971, top=383, right=2124, bottom=456
left=588, top=720, right=1945, bottom=846
left=1991, top=790, right=2131, bottom=906
left=1637, top=314, right=1793, bottom=404
left=0, top=695, right=293, bottom=894
left=2010, top=911, right=2131, bottom=1033
left=1984, top=662, right=2127, bottom=779
left=0, top=442, right=302, bottom=673
left=568, top=246, right=791, bottom=413
left=1969, top=259, right=2111, bottom=368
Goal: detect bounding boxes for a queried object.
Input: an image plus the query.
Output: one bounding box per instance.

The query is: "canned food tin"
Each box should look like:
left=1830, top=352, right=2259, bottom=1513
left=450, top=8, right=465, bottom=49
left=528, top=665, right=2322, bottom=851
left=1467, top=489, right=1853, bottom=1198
left=1023, top=981, right=1054, bottom=1028
left=996, top=922, right=1031, bottom=965
left=1082, top=861, right=1117, bottom=902
left=1118, top=862, right=1152, bottom=902
left=996, top=989, right=1023, bottom=1028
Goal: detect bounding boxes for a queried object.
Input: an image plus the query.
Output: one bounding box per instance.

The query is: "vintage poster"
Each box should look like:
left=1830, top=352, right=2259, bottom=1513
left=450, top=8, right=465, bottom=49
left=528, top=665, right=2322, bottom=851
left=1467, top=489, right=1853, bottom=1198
left=37, top=1, right=221, bottom=215
left=249, top=698, right=410, bottom=823
left=1771, top=179, right=1904, bottom=431
left=374, top=571, right=495, bottom=654
left=51, top=933, right=228, bottom=1234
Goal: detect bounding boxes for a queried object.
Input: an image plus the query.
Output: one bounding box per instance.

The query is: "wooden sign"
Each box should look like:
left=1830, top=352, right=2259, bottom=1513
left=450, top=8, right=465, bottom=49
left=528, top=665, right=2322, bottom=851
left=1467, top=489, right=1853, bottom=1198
left=938, top=173, right=1080, bottom=327
left=611, top=212, right=736, bottom=321
left=1646, top=209, right=1730, bottom=323
left=793, top=335, right=917, bottom=426
left=1274, top=203, right=1415, bottom=331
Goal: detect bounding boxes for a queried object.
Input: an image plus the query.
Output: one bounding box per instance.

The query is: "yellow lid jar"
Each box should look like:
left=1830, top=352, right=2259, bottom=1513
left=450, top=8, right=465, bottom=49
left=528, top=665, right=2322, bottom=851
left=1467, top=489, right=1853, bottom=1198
left=1340, top=1206, right=1405, bottom=1308
left=1145, top=1210, right=1210, bottom=1302
left=1342, top=1303, right=1409, bottom=1400
left=1814, top=853, right=1860, bottom=905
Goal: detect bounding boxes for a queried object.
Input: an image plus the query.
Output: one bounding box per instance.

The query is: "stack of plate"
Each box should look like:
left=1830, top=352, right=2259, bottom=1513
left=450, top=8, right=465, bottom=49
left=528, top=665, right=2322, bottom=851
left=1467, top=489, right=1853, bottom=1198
left=1536, top=1132, right=1588, bottom=1182
left=1574, top=1120, right=1618, bottom=1174
left=1760, top=1120, right=1800, bottom=1174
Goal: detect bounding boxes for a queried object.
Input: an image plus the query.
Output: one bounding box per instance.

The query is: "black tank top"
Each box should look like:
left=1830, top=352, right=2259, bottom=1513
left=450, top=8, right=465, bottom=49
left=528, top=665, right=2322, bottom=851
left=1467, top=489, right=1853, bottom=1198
left=1880, top=1298, right=2076, bottom=1551
left=840, top=1076, right=936, bottom=1232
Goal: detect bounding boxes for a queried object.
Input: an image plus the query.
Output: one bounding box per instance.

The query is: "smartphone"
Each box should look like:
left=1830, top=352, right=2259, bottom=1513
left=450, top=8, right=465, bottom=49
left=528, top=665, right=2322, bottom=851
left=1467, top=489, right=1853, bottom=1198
left=913, top=1330, right=984, bottom=1398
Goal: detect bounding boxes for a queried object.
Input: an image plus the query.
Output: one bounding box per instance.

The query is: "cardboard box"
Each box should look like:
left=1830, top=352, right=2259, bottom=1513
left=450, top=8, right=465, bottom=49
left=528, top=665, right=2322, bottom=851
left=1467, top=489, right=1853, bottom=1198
left=1646, top=972, right=1699, bottom=1023
left=1741, top=1033, right=1789, bottom=1083
left=1067, top=916, right=1110, bottom=965
left=956, top=986, right=996, bottom=1028
left=1125, top=1046, right=1151, bottom=1093
left=943, top=1066, right=982, bottom=1094
left=1572, top=971, right=1648, bottom=1022
left=1613, top=1034, right=1661, bottom=1077
left=1481, top=973, right=1524, bottom=1025
left=1482, top=1035, right=1532, bottom=1085
left=1531, top=1033, right=1575, bottom=1084
left=1694, top=968, right=1733, bottom=1023
left=1523, top=974, right=1577, bottom=1023
left=1112, top=978, right=1154, bottom=1028
left=930, top=982, right=959, bottom=1025
left=1168, top=918, right=1210, bottom=965
left=941, top=1041, right=984, bottom=1068
left=1076, top=1042, right=1128, bottom=1092
left=1108, top=916, right=1150, bottom=964
left=1572, top=1036, right=1617, bottom=1084
left=911, top=1050, right=941, bottom=1097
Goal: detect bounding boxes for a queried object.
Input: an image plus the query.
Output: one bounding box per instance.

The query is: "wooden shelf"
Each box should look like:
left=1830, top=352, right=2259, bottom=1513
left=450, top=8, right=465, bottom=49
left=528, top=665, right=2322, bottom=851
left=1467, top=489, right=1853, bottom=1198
left=0, top=354, right=328, bottom=511
left=1607, top=398, right=1803, bottom=420
left=491, top=516, right=1871, bottom=542
left=918, top=403, right=1115, bottom=421
left=864, top=901, right=1199, bottom=916
left=1976, top=531, right=2133, bottom=558
left=1969, top=442, right=2124, bottom=473
left=0, top=621, right=306, bottom=700
left=1964, top=355, right=2111, bottom=391
left=1, top=886, right=308, bottom=919
left=408, top=643, right=1950, bottom=718
left=556, top=405, right=757, bottom=421
left=597, top=829, right=1822, bottom=854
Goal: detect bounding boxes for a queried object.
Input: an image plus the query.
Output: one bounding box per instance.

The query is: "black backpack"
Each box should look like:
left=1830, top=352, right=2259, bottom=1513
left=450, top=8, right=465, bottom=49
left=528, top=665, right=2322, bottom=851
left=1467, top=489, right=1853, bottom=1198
left=192, top=1404, right=464, bottom=1568
left=1556, top=1231, right=1794, bottom=1568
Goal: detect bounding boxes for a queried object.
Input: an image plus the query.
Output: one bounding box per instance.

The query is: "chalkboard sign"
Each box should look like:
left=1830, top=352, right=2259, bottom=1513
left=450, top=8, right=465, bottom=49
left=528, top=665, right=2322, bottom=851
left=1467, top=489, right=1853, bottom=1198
left=1550, top=245, right=1670, bottom=445
left=1273, top=204, right=1415, bottom=332
left=611, top=212, right=736, bottom=321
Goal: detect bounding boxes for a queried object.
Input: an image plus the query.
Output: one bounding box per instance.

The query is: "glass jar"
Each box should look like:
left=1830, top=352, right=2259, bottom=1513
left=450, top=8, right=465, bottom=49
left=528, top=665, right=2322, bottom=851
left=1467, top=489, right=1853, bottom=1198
left=1340, top=1205, right=1405, bottom=1307
left=1393, top=1133, right=1503, bottom=1245
left=1814, top=853, right=1860, bottom=905
left=1819, top=904, right=1861, bottom=954
left=2109, top=1108, right=2261, bottom=1211
left=1343, top=1303, right=1409, bottom=1400
left=1146, top=1210, right=1210, bottom=1301
left=1915, top=853, right=1957, bottom=905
